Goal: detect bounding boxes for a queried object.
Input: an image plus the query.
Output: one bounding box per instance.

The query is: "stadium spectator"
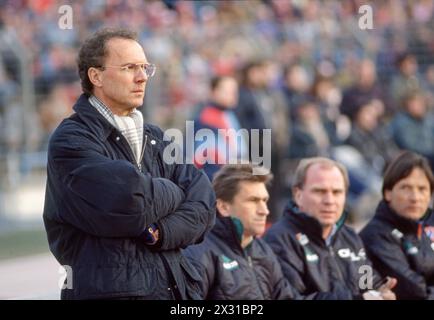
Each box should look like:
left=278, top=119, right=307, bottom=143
left=288, top=99, right=332, bottom=159
left=345, top=97, right=399, bottom=176
left=192, top=75, right=247, bottom=180
left=340, top=58, right=392, bottom=120
left=389, top=90, right=434, bottom=169
left=389, top=52, right=428, bottom=108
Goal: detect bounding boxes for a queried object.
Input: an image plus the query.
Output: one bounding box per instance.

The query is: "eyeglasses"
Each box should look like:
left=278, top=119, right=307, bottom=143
left=97, top=63, right=156, bottom=78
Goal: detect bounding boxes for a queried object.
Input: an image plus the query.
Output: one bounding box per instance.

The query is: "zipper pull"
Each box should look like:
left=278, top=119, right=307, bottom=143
left=329, top=247, right=335, bottom=256
left=137, top=135, right=148, bottom=171
left=247, top=256, right=253, bottom=267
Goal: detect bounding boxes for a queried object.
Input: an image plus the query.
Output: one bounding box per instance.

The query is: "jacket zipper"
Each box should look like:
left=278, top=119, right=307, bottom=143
left=232, top=223, right=266, bottom=299
left=138, top=135, right=148, bottom=171
left=246, top=255, right=266, bottom=299
left=114, top=133, right=144, bottom=172
left=328, top=246, right=346, bottom=282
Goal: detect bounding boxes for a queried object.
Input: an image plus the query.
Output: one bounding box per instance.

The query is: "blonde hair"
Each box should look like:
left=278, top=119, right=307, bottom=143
left=292, top=157, right=349, bottom=191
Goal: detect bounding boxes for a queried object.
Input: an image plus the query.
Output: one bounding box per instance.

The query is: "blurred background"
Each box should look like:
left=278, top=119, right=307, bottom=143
left=1, top=0, right=434, bottom=299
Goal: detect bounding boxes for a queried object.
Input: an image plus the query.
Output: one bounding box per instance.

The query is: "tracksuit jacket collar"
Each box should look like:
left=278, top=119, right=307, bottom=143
left=206, top=101, right=231, bottom=111
left=212, top=214, right=250, bottom=254
left=375, top=200, right=433, bottom=236
left=284, top=200, right=348, bottom=246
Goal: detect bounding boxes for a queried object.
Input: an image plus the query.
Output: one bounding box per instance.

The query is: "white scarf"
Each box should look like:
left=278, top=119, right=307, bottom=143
left=89, top=95, right=144, bottom=164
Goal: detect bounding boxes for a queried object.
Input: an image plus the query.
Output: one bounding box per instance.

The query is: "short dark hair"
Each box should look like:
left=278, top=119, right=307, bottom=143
left=396, top=51, right=415, bottom=67
left=77, top=28, right=138, bottom=96
left=382, top=151, right=434, bottom=197
left=239, top=60, right=265, bottom=87
left=209, top=76, right=232, bottom=92
left=212, top=164, right=273, bottom=203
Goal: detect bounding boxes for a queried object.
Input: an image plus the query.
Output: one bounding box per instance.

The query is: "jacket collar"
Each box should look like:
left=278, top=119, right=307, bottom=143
left=375, top=200, right=433, bottom=235
left=212, top=214, right=246, bottom=254
left=284, top=200, right=347, bottom=245
left=206, top=101, right=231, bottom=112
left=73, top=93, right=156, bottom=143
left=72, top=94, right=116, bottom=141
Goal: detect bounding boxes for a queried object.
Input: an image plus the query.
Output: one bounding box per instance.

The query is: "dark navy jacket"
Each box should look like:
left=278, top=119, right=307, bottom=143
left=264, top=201, right=383, bottom=300
left=183, top=215, right=299, bottom=300
left=360, top=201, right=434, bottom=300
left=43, top=94, right=216, bottom=300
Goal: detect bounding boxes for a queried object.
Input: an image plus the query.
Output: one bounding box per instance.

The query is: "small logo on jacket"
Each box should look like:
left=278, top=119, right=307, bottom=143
left=424, top=226, right=434, bottom=242
left=296, top=233, right=319, bottom=262
left=403, top=242, right=419, bottom=255
left=306, top=252, right=319, bottom=262
left=391, top=229, right=404, bottom=240
left=296, top=233, right=309, bottom=246
left=337, top=248, right=366, bottom=261
left=221, top=255, right=239, bottom=271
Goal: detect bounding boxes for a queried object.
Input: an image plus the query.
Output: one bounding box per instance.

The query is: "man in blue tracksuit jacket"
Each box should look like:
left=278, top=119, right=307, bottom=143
left=265, top=157, right=397, bottom=300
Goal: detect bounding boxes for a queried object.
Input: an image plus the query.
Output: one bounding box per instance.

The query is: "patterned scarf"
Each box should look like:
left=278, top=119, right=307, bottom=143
left=88, top=95, right=144, bottom=164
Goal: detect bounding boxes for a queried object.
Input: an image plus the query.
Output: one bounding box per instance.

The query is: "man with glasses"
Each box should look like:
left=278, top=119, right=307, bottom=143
left=43, top=28, right=216, bottom=300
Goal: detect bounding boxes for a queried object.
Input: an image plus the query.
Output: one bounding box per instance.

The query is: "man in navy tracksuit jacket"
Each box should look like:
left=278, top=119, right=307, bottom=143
left=184, top=164, right=299, bottom=299
left=360, top=151, right=434, bottom=300
left=265, top=157, right=397, bottom=300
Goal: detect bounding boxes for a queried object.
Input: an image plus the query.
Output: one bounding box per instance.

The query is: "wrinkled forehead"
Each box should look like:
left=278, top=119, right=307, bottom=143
left=105, top=38, right=147, bottom=63
left=236, top=181, right=269, bottom=198
left=304, top=164, right=346, bottom=190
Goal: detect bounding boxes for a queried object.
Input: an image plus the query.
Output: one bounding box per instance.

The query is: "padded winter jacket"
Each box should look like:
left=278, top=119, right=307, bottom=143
left=43, top=94, right=216, bottom=300
left=360, top=201, right=434, bottom=300
left=184, top=215, right=299, bottom=300
left=264, top=201, right=383, bottom=300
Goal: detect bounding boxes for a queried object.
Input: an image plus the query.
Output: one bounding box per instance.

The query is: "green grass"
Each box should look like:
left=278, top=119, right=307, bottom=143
left=0, top=228, right=50, bottom=260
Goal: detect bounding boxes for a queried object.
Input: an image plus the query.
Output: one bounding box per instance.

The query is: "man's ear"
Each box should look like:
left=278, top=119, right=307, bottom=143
left=293, top=187, right=302, bottom=205
left=88, top=67, right=103, bottom=88
left=216, top=199, right=231, bottom=217
left=384, top=190, right=392, bottom=202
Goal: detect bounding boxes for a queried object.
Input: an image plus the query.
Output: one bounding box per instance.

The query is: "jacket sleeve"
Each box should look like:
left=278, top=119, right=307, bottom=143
left=156, top=162, right=216, bottom=250
left=263, top=243, right=301, bottom=300
left=48, top=127, right=185, bottom=238
left=265, top=230, right=354, bottom=300
left=183, top=244, right=216, bottom=299
left=362, top=232, right=434, bottom=300
left=148, top=127, right=216, bottom=250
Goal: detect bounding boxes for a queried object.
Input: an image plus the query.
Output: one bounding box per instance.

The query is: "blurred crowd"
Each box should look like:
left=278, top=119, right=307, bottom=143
left=1, top=0, right=434, bottom=222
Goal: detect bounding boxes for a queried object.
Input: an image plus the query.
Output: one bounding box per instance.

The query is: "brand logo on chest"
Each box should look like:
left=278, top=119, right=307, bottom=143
left=424, top=226, right=434, bottom=242
left=296, top=233, right=319, bottom=263
left=221, top=255, right=239, bottom=271
left=337, top=248, right=366, bottom=261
